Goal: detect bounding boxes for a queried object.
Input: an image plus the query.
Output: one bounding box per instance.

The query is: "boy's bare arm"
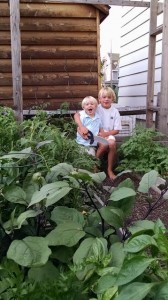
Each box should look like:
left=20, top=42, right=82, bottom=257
left=74, top=112, right=88, bottom=135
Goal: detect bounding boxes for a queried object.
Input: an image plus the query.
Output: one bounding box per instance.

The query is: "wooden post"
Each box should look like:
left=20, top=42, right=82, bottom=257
left=155, top=92, right=160, bottom=130
left=146, top=0, right=158, bottom=128
left=9, top=0, right=23, bottom=121
left=159, top=0, right=168, bottom=135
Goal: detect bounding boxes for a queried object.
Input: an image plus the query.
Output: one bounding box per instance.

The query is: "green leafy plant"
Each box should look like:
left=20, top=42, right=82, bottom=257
left=2, top=108, right=168, bottom=299
left=1, top=160, right=168, bottom=299
left=117, top=126, right=168, bottom=175
left=0, top=107, right=20, bottom=154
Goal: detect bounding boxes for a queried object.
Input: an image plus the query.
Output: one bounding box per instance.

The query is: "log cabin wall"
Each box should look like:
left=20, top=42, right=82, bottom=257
left=0, top=0, right=109, bottom=110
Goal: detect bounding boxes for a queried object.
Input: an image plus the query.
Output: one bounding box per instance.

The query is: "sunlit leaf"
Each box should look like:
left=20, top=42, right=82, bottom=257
left=138, top=170, right=159, bottom=193
left=109, top=187, right=136, bottom=201
left=124, top=235, right=157, bottom=253
left=28, top=181, right=71, bottom=207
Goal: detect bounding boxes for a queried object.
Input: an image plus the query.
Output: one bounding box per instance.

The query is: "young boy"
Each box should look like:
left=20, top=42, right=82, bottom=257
left=74, top=87, right=122, bottom=180
left=76, top=96, right=103, bottom=156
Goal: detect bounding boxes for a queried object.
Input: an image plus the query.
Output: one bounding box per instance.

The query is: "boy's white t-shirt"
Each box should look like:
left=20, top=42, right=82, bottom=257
left=97, top=104, right=122, bottom=131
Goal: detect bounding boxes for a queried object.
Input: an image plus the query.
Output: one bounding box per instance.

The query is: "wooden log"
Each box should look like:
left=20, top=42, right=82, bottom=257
left=21, top=98, right=101, bottom=110
left=0, top=58, right=98, bottom=72
left=20, top=3, right=96, bottom=18
left=0, top=98, right=96, bottom=110
left=0, top=31, right=97, bottom=45
left=0, top=17, right=97, bottom=32
left=0, top=45, right=97, bottom=59
left=0, top=72, right=98, bottom=86
left=0, top=3, right=97, bottom=18
left=0, top=85, right=98, bottom=99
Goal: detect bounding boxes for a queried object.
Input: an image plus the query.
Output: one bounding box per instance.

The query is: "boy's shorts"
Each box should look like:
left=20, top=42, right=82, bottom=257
left=80, top=145, right=96, bottom=156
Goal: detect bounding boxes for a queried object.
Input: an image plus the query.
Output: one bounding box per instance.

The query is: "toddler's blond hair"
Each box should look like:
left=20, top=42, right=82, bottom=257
left=81, top=96, right=98, bottom=109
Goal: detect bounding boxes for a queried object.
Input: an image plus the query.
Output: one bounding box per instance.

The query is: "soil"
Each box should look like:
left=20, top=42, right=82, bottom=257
left=102, top=172, right=168, bottom=229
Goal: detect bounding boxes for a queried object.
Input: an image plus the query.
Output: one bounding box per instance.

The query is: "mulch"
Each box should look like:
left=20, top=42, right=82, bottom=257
left=102, top=172, right=168, bottom=228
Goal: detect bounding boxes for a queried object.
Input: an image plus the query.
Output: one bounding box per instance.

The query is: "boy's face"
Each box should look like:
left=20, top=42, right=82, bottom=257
left=83, top=101, right=97, bottom=117
left=99, top=93, right=113, bottom=109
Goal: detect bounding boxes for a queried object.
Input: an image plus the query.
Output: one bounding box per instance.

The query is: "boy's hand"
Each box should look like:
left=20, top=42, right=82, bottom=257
left=77, top=126, right=89, bottom=139
left=78, top=125, right=88, bottom=136
left=98, top=130, right=108, bottom=138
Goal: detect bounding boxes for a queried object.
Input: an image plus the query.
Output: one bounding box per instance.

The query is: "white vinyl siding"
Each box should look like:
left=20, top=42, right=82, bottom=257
left=118, top=6, right=163, bottom=108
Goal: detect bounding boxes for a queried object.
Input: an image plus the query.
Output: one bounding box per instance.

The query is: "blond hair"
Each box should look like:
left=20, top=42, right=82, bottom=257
left=81, top=96, right=98, bottom=109
left=98, top=87, right=116, bottom=102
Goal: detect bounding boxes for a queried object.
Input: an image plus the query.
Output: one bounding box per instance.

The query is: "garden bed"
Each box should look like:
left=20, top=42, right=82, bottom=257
left=103, top=172, right=168, bottom=228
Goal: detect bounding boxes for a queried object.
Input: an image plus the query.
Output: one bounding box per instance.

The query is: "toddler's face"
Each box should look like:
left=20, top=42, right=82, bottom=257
left=83, top=100, right=97, bottom=116
left=99, top=93, right=113, bottom=109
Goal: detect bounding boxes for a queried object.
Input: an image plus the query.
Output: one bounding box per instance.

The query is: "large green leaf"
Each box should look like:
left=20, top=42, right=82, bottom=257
left=7, top=237, right=51, bottom=267
left=156, top=229, right=168, bottom=256
left=154, top=219, right=166, bottom=236
left=99, top=206, right=123, bottom=228
left=46, top=221, right=85, bottom=247
left=109, top=187, right=136, bottom=202
left=129, top=220, right=155, bottom=235
left=116, top=282, right=155, bottom=300
left=23, top=175, right=39, bottom=203
left=28, top=261, right=59, bottom=282
left=4, top=186, right=27, bottom=205
left=109, top=242, right=126, bottom=268
left=95, top=257, right=154, bottom=294
left=28, top=181, right=71, bottom=207
left=1, top=147, right=32, bottom=159
left=89, top=172, right=106, bottom=183
left=46, top=163, right=74, bottom=182
left=17, top=209, right=42, bottom=229
left=45, top=186, right=71, bottom=207
left=124, top=235, right=157, bottom=253
left=73, top=237, right=107, bottom=265
left=51, top=206, right=85, bottom=226
left=73, top=237, right=95, bottom=264
left=72, top=169, right=106, bottom=183
left=95, top=274, right=117, bottom=294
left=153, top=282, right=168, bottom=300
left=118, top=178, right=135, bottom=189
left=138, top=170, right=159, bottom=193
left=115, top=256, right=155, bottom=286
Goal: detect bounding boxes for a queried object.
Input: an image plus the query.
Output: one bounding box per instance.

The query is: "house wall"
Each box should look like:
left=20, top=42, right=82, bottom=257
left=118, top=6, right=163, bottom=108
left=0, top=0, right=109, bottom=110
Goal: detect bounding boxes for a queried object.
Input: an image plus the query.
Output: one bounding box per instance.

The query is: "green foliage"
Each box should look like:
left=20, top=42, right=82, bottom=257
left=0, top=107, right=20, bottom=154
left=1, top=166, right=168, bottom=299
left=117, top=126, right=168, bottom=175
left=2, top=108, right=168, bottom=299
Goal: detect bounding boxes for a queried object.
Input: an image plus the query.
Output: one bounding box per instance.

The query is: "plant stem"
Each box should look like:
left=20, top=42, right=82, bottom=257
left=83, top=182, right=105, bottom=236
